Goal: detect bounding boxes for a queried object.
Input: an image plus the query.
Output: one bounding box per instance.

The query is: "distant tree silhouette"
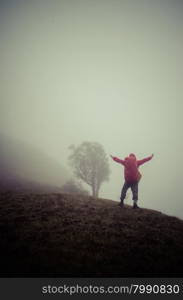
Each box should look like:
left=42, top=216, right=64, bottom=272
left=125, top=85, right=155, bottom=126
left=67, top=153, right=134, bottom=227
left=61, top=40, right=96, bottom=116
left=61, top=179, right=89, bottom=196
left=68, top=142, right=110, bottom=198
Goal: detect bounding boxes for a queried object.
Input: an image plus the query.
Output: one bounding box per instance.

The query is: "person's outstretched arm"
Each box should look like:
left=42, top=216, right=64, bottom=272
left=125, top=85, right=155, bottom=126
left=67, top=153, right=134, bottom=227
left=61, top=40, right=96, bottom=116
left=110, top=155, right=125, bottom=165
left=137, top=154, right=154, bottom=166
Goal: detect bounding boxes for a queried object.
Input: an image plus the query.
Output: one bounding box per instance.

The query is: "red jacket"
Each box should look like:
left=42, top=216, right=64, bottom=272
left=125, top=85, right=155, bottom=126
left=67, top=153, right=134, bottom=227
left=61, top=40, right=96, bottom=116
left=112, top=154, right=153, bottom=183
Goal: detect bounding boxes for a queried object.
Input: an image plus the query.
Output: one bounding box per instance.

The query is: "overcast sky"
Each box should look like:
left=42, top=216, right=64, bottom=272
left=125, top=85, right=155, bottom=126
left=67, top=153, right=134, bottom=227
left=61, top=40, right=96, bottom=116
left=1, top=0, right=183, bottom=218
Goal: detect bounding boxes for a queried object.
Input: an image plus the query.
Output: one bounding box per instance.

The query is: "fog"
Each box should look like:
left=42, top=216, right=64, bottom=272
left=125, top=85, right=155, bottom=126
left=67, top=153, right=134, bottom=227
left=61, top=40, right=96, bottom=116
left=1, top=0, right=183, bottom=218
left=0, top=134, right=69, bottom=190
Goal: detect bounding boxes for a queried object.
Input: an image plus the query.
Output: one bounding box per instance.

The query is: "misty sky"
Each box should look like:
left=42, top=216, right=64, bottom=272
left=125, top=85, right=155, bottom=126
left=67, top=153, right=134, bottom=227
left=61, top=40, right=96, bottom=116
left=1, top=0, right=183, bottom=218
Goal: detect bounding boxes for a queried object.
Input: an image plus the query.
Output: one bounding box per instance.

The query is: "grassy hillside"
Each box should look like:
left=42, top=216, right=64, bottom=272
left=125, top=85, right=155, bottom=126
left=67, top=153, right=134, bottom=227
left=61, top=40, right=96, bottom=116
left=0, top=191, right=183, bottom=277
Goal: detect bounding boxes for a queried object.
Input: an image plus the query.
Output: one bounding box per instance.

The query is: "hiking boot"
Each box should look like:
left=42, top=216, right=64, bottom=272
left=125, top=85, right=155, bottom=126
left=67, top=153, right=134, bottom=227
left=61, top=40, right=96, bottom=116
left=133, top=203, right=139, bottom=209
left=118, top=202, right=124, bottom=208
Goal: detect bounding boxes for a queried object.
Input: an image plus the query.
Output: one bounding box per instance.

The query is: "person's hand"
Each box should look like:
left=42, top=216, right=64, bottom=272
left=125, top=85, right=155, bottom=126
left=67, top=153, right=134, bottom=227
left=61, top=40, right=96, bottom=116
left=151, top=154, right=154, bottom=158
left=110, top=155, right=114, bottom=159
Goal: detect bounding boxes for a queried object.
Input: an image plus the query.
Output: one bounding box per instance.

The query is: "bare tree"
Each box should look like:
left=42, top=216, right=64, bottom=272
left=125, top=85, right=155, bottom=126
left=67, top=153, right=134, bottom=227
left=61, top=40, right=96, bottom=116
left=68, top=142, right=110, bottom=198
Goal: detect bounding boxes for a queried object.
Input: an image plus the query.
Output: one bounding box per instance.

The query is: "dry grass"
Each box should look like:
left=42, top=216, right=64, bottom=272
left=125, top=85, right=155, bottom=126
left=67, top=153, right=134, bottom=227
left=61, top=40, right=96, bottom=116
left=0, top=191, right=183, bottom=277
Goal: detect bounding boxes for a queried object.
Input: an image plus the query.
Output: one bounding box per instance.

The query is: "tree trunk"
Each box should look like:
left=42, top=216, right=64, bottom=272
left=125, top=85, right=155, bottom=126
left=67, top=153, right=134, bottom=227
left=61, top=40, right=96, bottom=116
left=91, top=184, right=99, bottom=198
left=92, top=185, right=96, bottom=197
left=96, top=187, right=99, bottom=198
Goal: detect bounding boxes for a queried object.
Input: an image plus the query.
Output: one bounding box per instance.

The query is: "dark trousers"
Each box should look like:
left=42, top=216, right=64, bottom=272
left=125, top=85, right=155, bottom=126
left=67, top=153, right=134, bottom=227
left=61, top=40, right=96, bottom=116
left=120, top=181, right=138, bottom=202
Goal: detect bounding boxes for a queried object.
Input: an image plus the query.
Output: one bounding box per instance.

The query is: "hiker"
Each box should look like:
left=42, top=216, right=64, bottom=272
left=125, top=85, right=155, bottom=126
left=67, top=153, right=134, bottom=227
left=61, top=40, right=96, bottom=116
left=110, top=153, right=154, bottom=208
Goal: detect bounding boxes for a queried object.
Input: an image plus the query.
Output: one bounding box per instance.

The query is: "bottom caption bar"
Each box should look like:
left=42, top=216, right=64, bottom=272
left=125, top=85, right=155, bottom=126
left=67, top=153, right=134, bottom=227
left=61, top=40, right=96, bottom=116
left=0, top=278, right=183, bottom=299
